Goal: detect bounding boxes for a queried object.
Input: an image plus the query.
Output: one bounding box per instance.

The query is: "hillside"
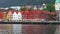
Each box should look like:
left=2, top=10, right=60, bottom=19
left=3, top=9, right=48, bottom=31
left=0, top=0, right=55, bottom=7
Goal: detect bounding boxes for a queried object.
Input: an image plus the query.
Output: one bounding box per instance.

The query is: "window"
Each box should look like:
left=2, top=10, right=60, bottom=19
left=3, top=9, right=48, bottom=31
left=17, top=20, right=18, bottom=21
left=14, top=15, right=16, bottom=16
left=10, top=15, right=12, bottom=16
left=14, top=17, right=16, bottom=18
left=18, top=18, right=20, bottom=19
left=10, top=17, right=12, bottom=18
left=8, top=15, right=9, bottom=16
left=18, top=16, right=20, bottom=17
left=59, top=7, right=60, bottom=10
left=14, top=20, right=16, bottom=21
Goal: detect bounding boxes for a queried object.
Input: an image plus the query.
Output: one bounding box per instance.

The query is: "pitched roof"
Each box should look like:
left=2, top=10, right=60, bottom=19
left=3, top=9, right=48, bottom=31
left=34, top=10, right=42, bottom=15
left=0, top=12, right=3, bottom=19
left=39, top=13, right=50, bottom=21
left=42, top=10, right=51, bottom=14
left=18, top=12, right=22, bottom=14
left=51, top=12, right=57, bottom=16
left=7, top=10, right=18, bottom=14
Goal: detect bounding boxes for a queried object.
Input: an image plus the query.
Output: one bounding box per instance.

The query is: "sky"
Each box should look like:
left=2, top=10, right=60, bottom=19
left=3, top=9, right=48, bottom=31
left=0, top=0, right=55, bottom=7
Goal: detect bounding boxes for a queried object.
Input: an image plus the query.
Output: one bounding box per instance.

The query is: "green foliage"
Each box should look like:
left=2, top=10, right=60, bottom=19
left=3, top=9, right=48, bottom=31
left=43, top=4, right=55, bottom=12
left=28, top=8, right=33, bottom=11
left=46, top=4, right=55, bottom=12
left=21, top=7, right=26, bottom=11
left=43, top=8, right=48, bottom=10
left=8, top=8, right=13, bottom=10
left=21, top=7, right=33, bottom=11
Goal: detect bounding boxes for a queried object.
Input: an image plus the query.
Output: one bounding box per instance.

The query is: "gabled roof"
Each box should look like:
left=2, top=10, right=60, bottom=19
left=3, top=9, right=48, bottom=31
left=51, top=12, right=57, bottom=16
left=42, top=10, right=51, bottom=14
left=7, top=10, right=18, bottom=14
left=0, top=11, right=3, bottom=19
left=18, top=12, right=22, bottom=15
left=39, top=13, right=50, bottom=21
left=34, top=10, right=42, bottom=14
left=20, top=11, right=26, bottom=15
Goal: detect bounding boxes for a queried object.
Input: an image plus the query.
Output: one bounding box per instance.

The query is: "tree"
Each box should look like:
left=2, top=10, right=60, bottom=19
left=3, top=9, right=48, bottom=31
left=21, top=7, right=26, bottom=11
left=43, top=4, right=55, bottom=12
left=8, top=8, right=13, bottom=10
